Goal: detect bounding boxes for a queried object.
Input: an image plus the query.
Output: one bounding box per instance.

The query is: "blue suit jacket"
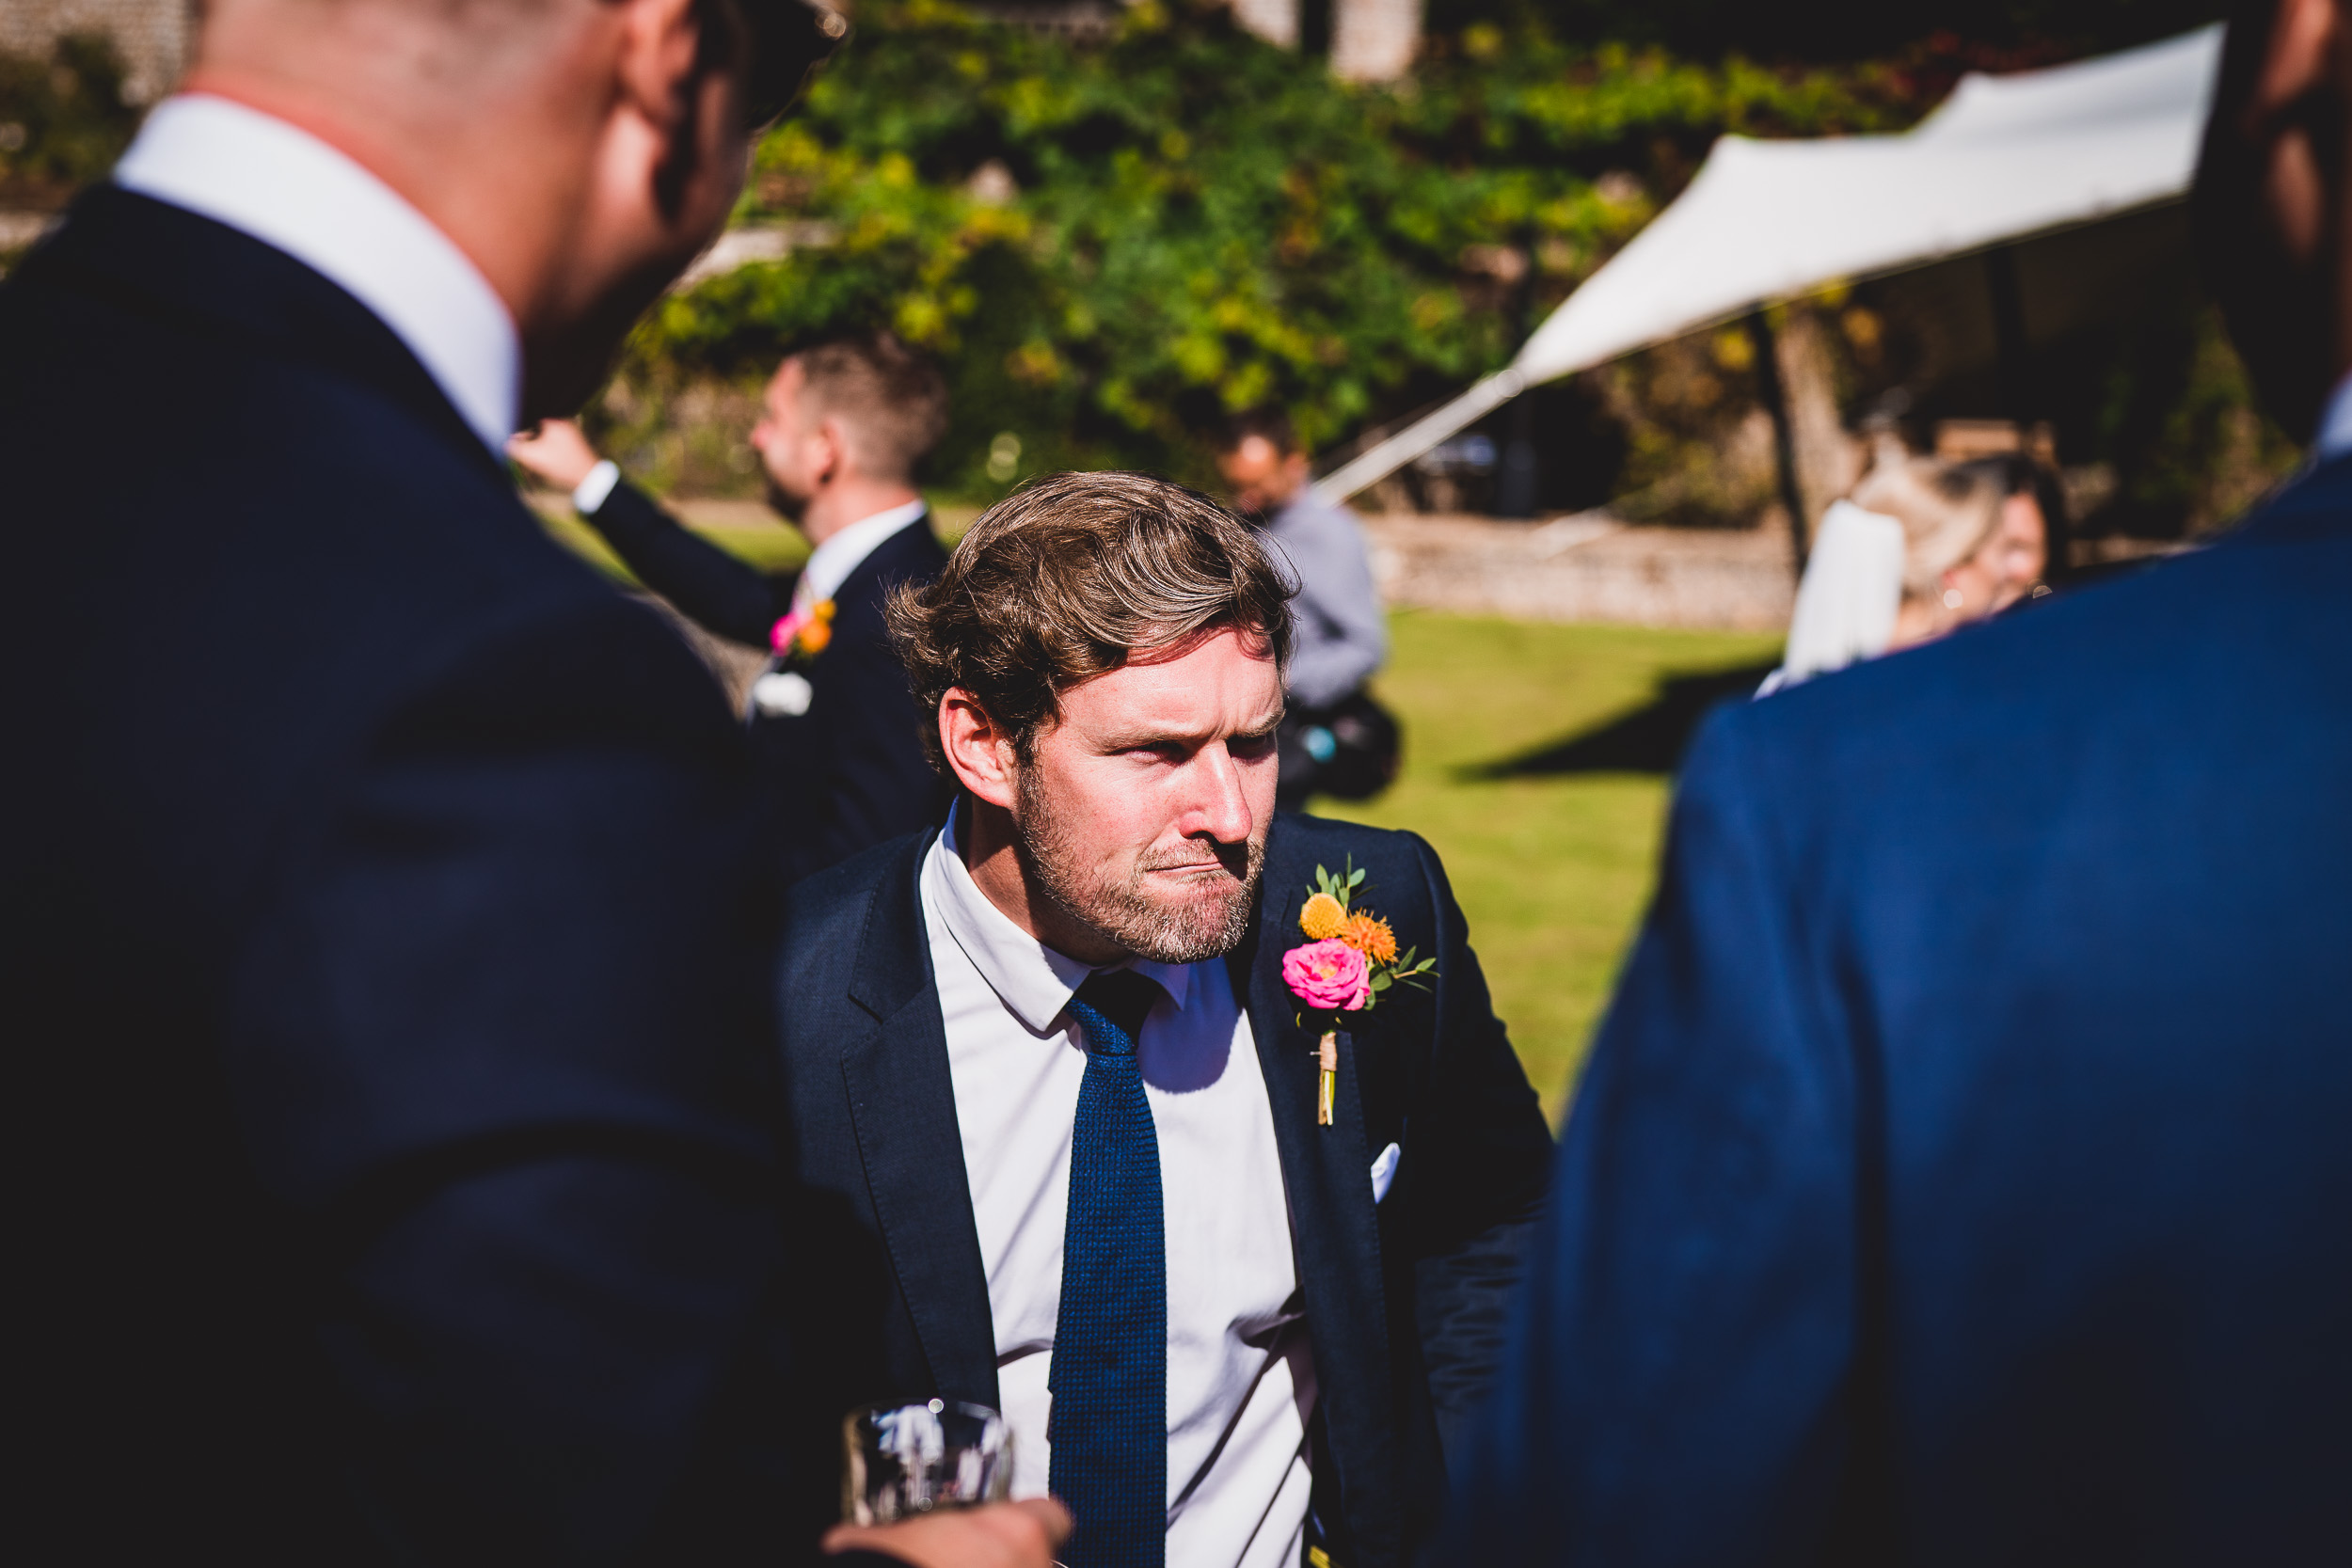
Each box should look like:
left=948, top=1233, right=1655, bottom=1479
left=582, top=483, right=949, bottom=880
left=0, top=189, right=872, bottom=1563
left=1453, top=465, right=2352, bottom=1563
left=773, top=814, right=1555, bottom=1568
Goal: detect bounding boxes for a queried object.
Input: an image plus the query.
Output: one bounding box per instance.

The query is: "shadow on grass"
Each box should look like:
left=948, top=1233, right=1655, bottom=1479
left=1465, top=659, right=1780, bottom=779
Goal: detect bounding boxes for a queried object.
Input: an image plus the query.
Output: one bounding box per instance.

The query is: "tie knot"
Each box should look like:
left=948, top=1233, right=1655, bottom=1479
left=1068, top=969, right=1163, bottom=1057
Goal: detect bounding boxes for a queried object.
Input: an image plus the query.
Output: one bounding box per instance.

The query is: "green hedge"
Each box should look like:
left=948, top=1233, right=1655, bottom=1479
left=608, top=1, right=1927, bottom=497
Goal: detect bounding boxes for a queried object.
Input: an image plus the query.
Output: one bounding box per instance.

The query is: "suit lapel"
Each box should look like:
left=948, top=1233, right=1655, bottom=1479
left=840, top=832, right=1000, bottom=1408
left=1235, top=822, right=1401, bottom=1560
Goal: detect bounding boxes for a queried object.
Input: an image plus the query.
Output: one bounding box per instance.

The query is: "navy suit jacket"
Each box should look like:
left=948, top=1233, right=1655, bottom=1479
left=772, top=813, right=1555, bottom=1568
left=1, top=188, right=873, bottom=1563
left=1453, top=463, right=2352, bottom=1563
left=583, top=482, right=950, bottom=881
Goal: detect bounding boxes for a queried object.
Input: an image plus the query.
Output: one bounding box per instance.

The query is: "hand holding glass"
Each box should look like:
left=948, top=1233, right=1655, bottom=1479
left=843, top=1400, right=1014, bottom=1526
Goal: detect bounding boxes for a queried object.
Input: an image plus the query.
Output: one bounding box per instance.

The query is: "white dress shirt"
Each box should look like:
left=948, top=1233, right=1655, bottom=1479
left=920, top=807, right=1314, bottom=1568
left=113, top=94, right=520, bottom=454
left=796, top=498, right=930, bottom=609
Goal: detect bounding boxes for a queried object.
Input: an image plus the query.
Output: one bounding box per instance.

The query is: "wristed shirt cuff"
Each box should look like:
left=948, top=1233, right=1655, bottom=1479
left=572, top=458, right=622, bottom=516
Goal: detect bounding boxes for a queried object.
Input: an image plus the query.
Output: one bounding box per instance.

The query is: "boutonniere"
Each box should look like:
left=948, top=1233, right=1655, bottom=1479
left=1281, top=859, right=1435, bottom=1126
left=769, top=598, right=835, bottom=664
left=747, top=599, right=837, bottom=720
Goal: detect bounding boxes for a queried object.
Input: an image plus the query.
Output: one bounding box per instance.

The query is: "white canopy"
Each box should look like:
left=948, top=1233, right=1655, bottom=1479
left=1315, top=24, right=2225, bottom=504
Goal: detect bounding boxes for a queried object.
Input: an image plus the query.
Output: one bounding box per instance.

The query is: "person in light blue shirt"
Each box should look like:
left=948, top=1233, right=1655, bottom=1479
left=1217, top=409, right=1393, bottom=807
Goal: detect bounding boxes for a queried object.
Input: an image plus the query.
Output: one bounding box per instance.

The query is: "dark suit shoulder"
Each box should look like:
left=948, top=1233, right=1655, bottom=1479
left=783, top=829, right=930, bottom=926
left=1268, top=812, right=1444, bottom=919
left=1706, top=467, right=2352, bottom=858
left=826, top=517, right=948, bottom=633
left=856, top=515, right=952, bottom=577
left=778, top=830, right=933, bottom=996
left=1271, top=810, right=1434, bottom=863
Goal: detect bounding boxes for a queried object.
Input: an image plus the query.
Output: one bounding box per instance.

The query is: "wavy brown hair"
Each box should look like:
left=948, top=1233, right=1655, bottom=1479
left=885, top=469, right=1295, bottom=768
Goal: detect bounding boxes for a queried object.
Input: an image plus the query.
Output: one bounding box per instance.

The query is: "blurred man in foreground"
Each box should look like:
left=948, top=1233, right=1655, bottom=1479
left=1451, top=2, right=2352, bottom=1560
left=0, top=0, right=1057, bottom=1561
left=1216, top=410, right=1393, bottom=809
left=512, top=334, right=951, bottom=880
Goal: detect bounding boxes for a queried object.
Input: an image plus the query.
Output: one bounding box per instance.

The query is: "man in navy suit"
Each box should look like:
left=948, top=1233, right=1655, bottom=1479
left=771, top=471, right=1554, bottom=1568
left=510, top=334, right=951, bottom=879
left=0, top=0, right=1057, bottom=1562
left=1451, top=3, right=2352, bottom=1561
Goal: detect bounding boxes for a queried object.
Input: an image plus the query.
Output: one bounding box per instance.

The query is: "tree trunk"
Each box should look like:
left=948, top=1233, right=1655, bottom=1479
left=1775, top=308, right=1861, bottom=540
left=1329, top=0, right=1421, bottom=82
left=1230, top=0, right=1301, bottom=49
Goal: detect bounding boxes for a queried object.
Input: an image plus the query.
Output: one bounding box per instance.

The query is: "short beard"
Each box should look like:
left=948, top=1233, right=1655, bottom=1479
left=1010, top=764, right=1263, bottom=964
left=763, top=471, right=808, bottom=523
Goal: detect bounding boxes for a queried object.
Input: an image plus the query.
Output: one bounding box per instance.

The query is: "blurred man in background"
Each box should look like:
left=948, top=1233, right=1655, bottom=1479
left=0, top=0, right=1056, bottom=1561
left=1216, top=409, right=1394, bottom=810
left=1451, top=0, right=2352, bottom=1559
left=512, top=333, right=951, bottom=880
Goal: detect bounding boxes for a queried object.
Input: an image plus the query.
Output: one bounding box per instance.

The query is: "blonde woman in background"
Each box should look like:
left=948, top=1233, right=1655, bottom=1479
left=1763, top=449, right=2048, bottom=693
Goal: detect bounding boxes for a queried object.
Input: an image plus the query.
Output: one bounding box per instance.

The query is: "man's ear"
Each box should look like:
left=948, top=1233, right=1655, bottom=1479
left=613, top=0, right=707, bottom=135
left=939, top=690, right=1019, bottom=810
left=612, top=0, right=744, bottom=222
left=815, top=415, right=854, bottom=488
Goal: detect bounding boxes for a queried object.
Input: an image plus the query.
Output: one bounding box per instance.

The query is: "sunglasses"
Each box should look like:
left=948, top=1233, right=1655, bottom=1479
left=738, top=0, right=851, bottom=129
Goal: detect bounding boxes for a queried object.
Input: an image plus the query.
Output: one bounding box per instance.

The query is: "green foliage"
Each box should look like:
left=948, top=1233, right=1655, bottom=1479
left=614, top=0, right=1926, bottom=497
left=1436, top=0, right=2223, bottom=66
left=2090, top=298, right=2302, bottom=535
left=1310, top=861, right=1370, bottom=903
left=0, top=34, right=141, bottom=214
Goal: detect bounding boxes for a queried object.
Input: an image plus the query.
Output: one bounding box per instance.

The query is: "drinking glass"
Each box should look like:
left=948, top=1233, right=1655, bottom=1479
left=841, top=1399, right=1014, bottom=1526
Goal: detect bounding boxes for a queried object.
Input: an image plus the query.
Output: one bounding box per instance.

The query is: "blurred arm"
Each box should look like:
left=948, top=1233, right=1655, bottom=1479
left=1443, top=711, right=1862, bottom=1567
left=584, top=479, right=794, bottom=649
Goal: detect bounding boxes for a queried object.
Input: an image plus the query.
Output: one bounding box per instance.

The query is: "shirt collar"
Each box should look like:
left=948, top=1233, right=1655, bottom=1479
left=2316, top=369, right=2352, bottom=464
left=113, top=94, right=520, bottom=456
left=921, top=802, right=1190, bottom=1037
left=798, top=499, right=930, bottom=608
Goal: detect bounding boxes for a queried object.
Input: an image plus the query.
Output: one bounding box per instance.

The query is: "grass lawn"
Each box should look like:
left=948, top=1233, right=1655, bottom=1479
left=1310, top=613, right=1782, bottom=1126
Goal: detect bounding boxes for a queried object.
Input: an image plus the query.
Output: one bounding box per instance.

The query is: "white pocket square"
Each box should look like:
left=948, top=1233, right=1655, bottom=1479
left=749, top=670, right=815, bottom=718
left=1370, top=1142, right=1400, bottom=1204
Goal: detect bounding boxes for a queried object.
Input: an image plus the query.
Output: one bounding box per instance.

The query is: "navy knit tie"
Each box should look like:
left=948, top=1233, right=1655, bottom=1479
left=1049, top=968, right=1168, bottom=1568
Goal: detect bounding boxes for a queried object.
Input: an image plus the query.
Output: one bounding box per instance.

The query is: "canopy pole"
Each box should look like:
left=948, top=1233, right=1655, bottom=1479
left=1983, top=245, right=2034, bottom=421
left=1746, top=310, right=1810, bottom=576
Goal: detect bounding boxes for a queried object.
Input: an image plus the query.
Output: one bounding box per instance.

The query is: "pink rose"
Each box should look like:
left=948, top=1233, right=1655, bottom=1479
left=1282, top=939, right=1371, bottom=1012
left=769, top=610, right=808, bottom=655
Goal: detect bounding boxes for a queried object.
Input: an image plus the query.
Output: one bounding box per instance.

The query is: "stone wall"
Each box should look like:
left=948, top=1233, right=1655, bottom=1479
left=1364, top=514, right=1799, bottom=631
left=1, top=0, right=190, bottom=103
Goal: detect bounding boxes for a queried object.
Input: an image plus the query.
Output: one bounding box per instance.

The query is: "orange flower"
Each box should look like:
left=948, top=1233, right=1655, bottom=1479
left=798, top=599, right=836, bottom=655
left=1299, top=892, right=1347, bottom=940
left=1342, top=911, right=1397, bottom=964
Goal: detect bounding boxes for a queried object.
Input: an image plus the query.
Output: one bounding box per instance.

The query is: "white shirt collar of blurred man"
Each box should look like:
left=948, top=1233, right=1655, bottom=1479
left=795, top=497, right=930, bottom=611
left=114, top=94, right=520, bottom=456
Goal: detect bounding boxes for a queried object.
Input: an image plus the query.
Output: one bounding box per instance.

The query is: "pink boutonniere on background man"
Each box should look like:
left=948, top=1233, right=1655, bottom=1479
left=1281, top=860, right=1435, bottom=1126
left=747, top=597, right=837, bottom=719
